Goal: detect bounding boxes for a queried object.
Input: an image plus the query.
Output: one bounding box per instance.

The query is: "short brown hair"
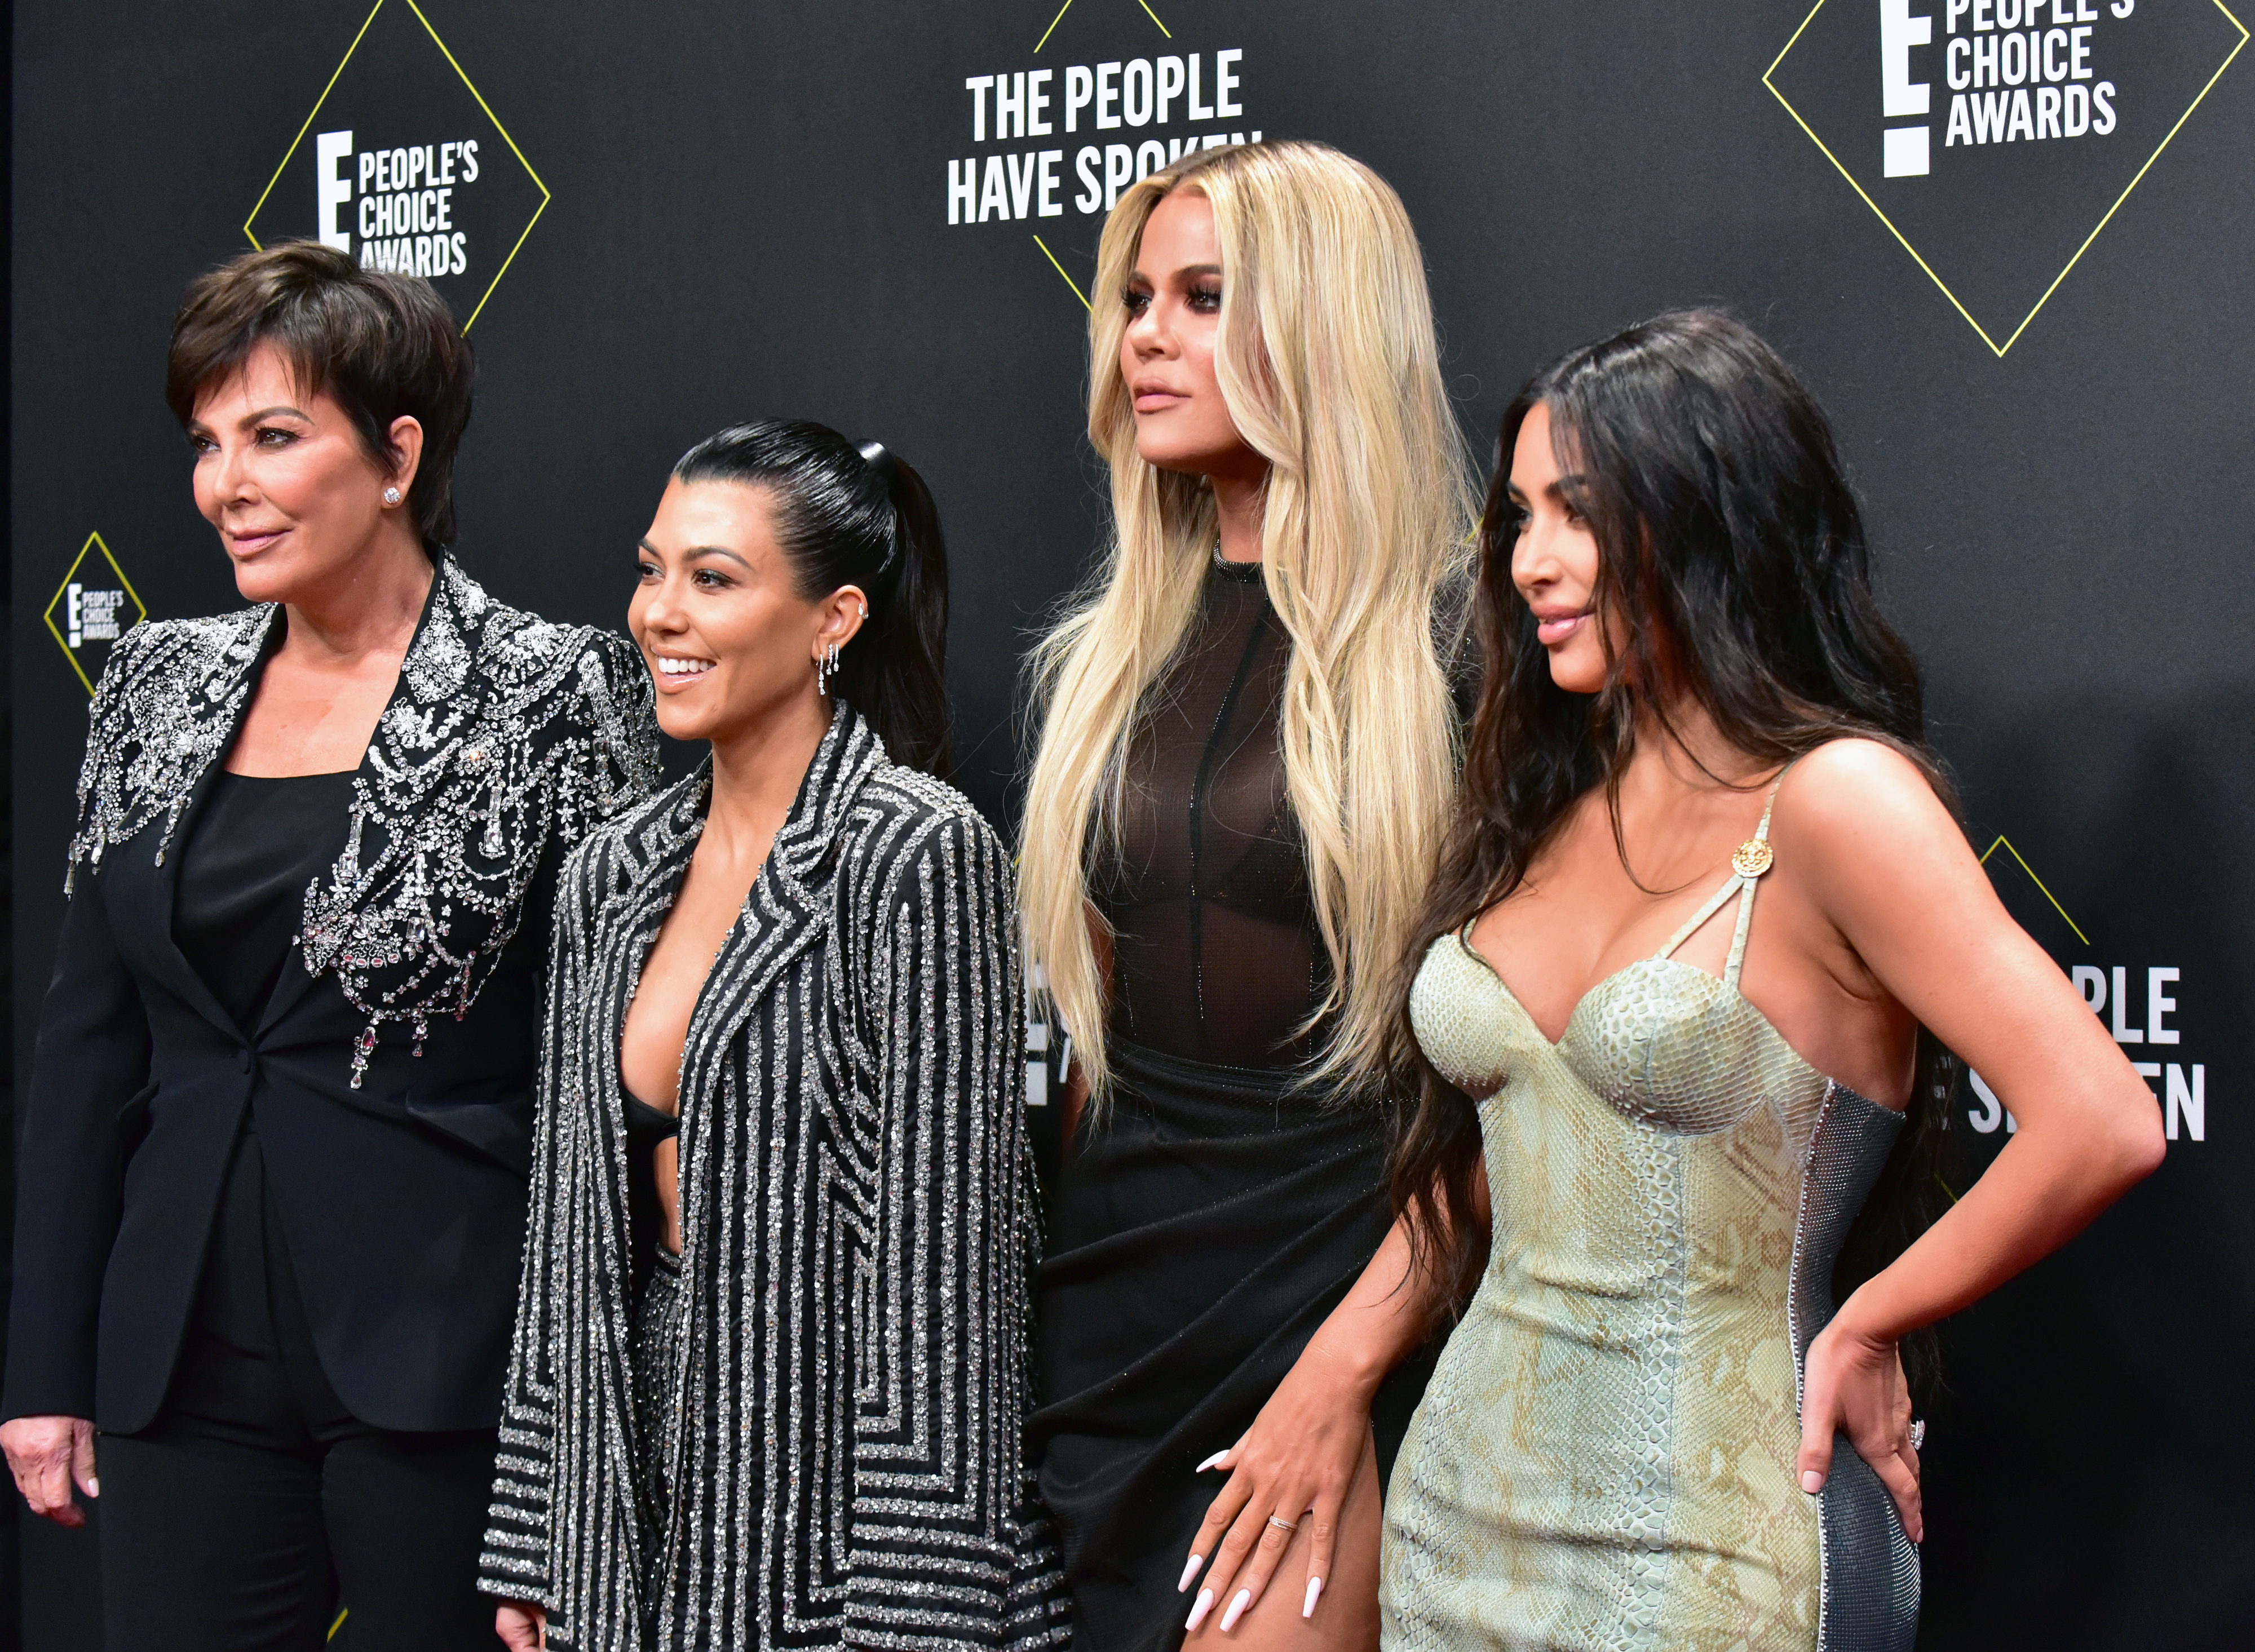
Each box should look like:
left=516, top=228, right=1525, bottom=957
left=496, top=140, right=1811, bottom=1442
left=166, top=241, right=475, bottom=552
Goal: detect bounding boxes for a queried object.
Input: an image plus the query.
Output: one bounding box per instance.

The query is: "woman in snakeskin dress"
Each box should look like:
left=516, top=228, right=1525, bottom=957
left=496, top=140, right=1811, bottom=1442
left=1378, top=312, right=2163, bottom=1650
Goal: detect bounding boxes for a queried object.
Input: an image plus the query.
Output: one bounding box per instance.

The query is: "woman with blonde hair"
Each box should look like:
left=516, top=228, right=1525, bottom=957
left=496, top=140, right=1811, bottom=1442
left=1022, top=141, right=1475, bottom=1652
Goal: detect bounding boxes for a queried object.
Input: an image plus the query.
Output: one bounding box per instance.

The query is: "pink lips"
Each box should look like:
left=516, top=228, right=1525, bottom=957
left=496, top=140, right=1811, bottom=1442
left=227, top=528, right=289, bottom=556
left=1535, top=612, right=1589, bottom=647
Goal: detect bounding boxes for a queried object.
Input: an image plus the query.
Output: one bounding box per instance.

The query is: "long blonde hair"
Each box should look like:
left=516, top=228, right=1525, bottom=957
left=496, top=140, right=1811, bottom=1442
left=1020, top=140, right=1476, bottom=1101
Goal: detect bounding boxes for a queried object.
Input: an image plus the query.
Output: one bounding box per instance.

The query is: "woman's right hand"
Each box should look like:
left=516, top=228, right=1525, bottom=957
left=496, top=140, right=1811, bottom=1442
left=0, top=1415, right=98, bottom=1527
left=496, top=1601, right=547, bottom=1650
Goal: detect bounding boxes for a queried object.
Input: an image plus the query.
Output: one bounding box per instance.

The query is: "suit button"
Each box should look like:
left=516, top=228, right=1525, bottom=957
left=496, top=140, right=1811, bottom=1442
left=238, top=1048, right=254, bottom=1074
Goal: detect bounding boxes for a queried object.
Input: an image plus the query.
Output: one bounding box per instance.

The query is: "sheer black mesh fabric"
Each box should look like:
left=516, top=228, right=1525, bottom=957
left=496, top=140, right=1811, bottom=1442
left=1090, top=556, right=1326, bottom=1070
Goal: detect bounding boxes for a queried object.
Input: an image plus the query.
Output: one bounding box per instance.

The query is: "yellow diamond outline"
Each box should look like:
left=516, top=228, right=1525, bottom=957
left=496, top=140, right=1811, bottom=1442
left=43, top=532, right=149, bottom=699
left=240, top=0, right=552, bottom=334
left=1026, top=0, right=1184, bottom=302
left=1036, top=0, right=1170, bottom=52
left=1765, top=0, right=2249, bottom=356
left=1033, top=233, right=1091, bottom=307
left=1978, top=834, right=2088, bottom=947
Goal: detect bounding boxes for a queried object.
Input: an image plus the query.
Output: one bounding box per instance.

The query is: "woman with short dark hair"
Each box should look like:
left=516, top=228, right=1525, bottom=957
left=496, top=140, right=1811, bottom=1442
left=483, top=421, right=1068, bottom=1652
left=0, top=240, right=658, bottom=1650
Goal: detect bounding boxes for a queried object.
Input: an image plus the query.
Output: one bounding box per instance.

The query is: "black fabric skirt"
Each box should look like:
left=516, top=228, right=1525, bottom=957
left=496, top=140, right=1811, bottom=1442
left=1029, top=1039, right=1435, bottom=1652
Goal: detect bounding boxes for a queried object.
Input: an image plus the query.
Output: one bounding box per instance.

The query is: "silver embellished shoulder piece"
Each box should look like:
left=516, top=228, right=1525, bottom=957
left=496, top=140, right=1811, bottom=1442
left=67, top=605, right=276, bottom=888
left=68, top=558, right=662, bottom=1085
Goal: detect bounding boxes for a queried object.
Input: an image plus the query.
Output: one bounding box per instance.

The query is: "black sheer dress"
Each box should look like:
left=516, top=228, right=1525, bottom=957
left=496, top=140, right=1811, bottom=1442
left=1031, top=555, right=1434, bottom=1652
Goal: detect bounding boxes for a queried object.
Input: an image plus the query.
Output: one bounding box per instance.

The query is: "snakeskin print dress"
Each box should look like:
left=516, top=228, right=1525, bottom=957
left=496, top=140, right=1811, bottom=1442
left=1379, top=800, right=1920, bottom=1652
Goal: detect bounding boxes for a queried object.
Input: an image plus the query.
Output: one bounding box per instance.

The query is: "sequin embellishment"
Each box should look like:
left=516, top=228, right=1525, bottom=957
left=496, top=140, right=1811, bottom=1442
left=67, top=558, right=661, bottom=1085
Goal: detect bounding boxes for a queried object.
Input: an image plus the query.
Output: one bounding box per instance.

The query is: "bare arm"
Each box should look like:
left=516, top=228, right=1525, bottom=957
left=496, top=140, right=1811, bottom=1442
left=1784, top=742, right=2164, bottom=1533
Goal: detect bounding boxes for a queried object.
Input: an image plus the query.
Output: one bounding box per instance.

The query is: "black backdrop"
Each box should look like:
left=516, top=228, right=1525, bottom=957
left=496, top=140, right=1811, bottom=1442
left=11, top=1, right=2253, bottom=1646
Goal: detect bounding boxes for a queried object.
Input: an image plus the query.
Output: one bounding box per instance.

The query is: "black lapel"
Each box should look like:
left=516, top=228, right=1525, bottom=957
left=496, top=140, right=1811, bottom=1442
left=107, top=761, right=251, bottom=1041
left=117, top=614, right=287, bottom=1042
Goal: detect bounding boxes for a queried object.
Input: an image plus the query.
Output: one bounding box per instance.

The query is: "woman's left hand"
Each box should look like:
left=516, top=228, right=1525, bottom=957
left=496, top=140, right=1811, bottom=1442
left=1797, top=1315, right=1922, bottom=1543
left=1179, top=1340, right=1374, bottom=1633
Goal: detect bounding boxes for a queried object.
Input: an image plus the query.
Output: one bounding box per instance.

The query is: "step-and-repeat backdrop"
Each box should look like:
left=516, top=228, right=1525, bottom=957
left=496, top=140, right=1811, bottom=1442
left=12, top=1, right=2251, bottom=1645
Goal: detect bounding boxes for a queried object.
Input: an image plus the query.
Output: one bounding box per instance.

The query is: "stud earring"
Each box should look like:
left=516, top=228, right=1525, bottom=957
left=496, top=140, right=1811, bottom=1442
left=382, top=486, right=403, bottom=506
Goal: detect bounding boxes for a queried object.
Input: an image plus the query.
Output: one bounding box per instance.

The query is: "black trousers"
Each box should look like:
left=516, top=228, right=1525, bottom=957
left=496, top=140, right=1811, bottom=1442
left=96, top=1123, right=497, bottom=1652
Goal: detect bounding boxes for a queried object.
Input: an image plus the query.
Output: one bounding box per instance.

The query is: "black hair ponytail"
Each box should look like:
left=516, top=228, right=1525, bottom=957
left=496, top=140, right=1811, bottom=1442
left=673, top=419, right=953, bottom=777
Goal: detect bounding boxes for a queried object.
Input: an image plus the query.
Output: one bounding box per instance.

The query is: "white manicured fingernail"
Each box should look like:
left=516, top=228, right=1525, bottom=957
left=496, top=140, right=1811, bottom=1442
left=1220, top=1590, right=1252, bottom=1632
left=1801, top=1470, right=1825, bottom=1494
left=1303, top=1577, right=1323, bottom=1618
left=86, top=1478, right=99, bottom=1496
left=1178, top=1554, right=1203, bottom=1593
left=1195, top=1450, right=1229, bottom=1472
left=1186, top=1588, right=1214, bottom=1632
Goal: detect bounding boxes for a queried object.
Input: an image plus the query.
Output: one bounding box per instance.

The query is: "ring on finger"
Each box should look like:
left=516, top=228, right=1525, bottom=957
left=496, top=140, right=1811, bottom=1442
left=1266, top=1514, right=1298, bottom=1533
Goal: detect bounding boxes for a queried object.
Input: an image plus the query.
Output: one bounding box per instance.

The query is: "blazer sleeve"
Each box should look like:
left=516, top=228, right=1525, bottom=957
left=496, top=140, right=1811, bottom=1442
left=848, top=807, right=1065, bottom=1651
left=478, top=838, right=597, bottom=1608
left=3, top=864, right=153, bottom=1421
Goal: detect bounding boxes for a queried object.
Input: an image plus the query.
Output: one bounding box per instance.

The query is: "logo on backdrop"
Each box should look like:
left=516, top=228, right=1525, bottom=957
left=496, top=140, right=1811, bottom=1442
left=43, top=533, right=147, bottom=697
left=1766, top=0, right=2247, bottom=353
left=243, top=0, right=549, bottom=330
left=1975, top=837, right=2209, bottom=1144
left=944, top=1, right=1264, bottom=308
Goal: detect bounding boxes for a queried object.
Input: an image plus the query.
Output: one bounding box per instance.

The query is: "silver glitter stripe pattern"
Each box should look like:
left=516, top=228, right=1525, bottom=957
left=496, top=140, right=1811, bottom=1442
left=480, top=704, right=1071, bottom=1652
left=65, top=559, right=661, bottom=1082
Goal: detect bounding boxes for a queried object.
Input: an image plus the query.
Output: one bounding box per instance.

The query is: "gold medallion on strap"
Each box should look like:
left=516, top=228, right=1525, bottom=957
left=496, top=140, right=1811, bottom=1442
left=1731, top=839, right=1775, bottom=879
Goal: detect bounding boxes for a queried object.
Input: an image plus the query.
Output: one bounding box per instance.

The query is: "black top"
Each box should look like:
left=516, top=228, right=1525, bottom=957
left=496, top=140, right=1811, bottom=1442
left=170, top=769, right=356, bottom=1367
left=173, top=770, right=357, bottom=1034
left=1088, top=555, right=1325, bottom=1070
left=621, top=1088, right=682, bottom=1279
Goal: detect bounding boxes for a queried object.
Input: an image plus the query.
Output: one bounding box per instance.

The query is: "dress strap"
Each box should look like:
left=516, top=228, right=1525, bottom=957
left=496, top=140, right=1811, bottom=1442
left=1653, top=762, right=1797, bottom=989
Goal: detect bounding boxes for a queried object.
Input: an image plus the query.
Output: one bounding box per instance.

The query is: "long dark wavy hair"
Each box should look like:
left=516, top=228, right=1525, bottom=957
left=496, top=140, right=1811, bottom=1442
left=674, top=420, right=953, bottom=778
left=1386, top=310, right=1957, bottom=1380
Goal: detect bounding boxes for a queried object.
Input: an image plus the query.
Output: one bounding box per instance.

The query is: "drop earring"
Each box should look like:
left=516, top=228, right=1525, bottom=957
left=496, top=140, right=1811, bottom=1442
left=816, top=641, right=840, bottom=698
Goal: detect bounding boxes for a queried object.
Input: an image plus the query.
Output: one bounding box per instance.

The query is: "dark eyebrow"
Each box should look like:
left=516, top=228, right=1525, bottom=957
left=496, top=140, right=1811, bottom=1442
left=1504, top=474, right=1589, bottom=507
left=638, top=537, right=751, bottom=570
left=240, top=405, right=313, bottom=426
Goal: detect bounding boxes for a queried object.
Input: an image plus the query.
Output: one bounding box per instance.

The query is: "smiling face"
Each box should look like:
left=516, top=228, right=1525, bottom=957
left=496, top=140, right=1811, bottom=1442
left=630, top=477, right=865, bottom=746
left=1506, top=402, right=1621, bottom=696
left=187, top=341, right=421, bottom=605
left=1119, top=190, right=1265, bottom=483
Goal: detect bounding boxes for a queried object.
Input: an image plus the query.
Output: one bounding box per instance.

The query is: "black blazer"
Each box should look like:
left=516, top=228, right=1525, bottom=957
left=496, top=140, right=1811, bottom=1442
left=3, top=560, right=658, bottom=1435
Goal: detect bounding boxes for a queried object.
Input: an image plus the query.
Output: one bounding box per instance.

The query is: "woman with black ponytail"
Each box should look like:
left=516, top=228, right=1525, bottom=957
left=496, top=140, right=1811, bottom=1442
left=484, top=420, right=1069, bottom=1652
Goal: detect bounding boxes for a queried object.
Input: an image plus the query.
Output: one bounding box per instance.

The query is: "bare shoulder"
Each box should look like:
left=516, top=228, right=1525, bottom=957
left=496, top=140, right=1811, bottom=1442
left=1775, top=738, right=1958, bottom=849
left=1770, top=737, right=1987, bottom=918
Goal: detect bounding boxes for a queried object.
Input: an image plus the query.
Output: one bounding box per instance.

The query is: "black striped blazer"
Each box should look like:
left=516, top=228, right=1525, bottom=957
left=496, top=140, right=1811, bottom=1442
left=480, top=703, right=1069, bottom=1652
